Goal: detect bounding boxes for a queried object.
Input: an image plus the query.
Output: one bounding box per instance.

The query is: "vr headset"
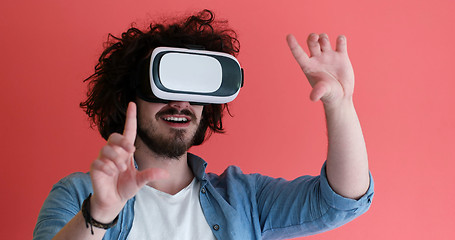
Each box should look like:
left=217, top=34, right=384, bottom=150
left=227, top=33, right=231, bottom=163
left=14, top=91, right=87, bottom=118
left=137, top=47, right=244, bottom=105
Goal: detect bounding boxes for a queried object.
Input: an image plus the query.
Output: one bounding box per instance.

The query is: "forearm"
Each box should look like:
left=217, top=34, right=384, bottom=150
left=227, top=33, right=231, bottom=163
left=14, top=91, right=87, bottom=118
left=52, top=211, right=106, bottom=240
left=324, top=98, right=370, bottom=199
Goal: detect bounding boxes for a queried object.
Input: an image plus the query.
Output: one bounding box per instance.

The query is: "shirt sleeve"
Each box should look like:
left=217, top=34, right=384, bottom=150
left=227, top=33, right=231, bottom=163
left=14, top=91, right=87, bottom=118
left=33, top=173, right=93, bottom=240
left=256, top=162, right=374, bottom=240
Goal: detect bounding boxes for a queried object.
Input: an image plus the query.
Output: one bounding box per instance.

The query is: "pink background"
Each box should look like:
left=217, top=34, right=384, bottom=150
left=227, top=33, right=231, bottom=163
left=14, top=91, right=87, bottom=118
left=1, top=0, right=454, bottom=239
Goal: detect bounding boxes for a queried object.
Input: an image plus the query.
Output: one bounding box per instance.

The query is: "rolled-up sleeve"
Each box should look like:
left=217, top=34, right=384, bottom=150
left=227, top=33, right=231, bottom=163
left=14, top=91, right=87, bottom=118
left=257, top=162, right=374, bottom=240
left=319, top=162, right=374, bottom=211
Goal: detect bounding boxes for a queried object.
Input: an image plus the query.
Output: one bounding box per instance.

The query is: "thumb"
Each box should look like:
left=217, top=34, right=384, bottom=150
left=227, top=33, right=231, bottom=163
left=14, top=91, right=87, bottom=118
left=310, top=81, right=329, bottom=102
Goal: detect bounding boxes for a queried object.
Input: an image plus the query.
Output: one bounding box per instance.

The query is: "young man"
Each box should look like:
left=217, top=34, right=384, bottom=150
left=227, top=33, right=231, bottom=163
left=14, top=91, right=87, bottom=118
left=34, top=9, right=374, bottom=240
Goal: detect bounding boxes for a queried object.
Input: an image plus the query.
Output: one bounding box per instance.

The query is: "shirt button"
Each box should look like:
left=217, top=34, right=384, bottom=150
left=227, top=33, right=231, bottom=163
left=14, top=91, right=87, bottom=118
left=212, top=224, right=220, bottom=231
left=201, top=188, right=206, bottom=194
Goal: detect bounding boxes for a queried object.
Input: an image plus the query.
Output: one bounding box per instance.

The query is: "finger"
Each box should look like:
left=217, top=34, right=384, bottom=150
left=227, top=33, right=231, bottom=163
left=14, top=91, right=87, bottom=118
left=107, top=133, right=135, bottom=153
left=123, top=102, right=137, bottom=144
left=307, top=33, right=321, bottom=57
left=286, top=34, right=310, bottom=68
left=98, top=145, right=128, bottom=172
left=319, top=33, right=332, bottom=52
left=91, top=158, right=118, bottom=177
left=336, top=35, right=347, bottom=53
left=136, top=168, right=170, bottom=187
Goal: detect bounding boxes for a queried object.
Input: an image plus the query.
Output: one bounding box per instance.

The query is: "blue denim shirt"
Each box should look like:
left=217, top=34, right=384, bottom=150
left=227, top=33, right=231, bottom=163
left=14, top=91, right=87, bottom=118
left=34, top=153, right=374, bottom=240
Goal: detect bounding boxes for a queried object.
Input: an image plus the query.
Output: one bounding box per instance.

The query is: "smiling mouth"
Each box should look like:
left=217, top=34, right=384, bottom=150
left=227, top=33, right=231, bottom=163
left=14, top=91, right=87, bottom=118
left=162, top=116, right=189, bottom=123
left=156, top=107, right=195, bottom=127
left=160, top=115, right=192, bottom=128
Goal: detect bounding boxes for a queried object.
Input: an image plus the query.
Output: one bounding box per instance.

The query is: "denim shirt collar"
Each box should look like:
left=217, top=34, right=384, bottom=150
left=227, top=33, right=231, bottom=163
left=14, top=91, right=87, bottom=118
left=187, top=153, right=208, bottom=181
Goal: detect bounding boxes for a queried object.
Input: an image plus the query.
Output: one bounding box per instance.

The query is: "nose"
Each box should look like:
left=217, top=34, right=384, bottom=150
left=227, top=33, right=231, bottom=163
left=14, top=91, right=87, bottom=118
left=168, top=101, right=190, bottom=109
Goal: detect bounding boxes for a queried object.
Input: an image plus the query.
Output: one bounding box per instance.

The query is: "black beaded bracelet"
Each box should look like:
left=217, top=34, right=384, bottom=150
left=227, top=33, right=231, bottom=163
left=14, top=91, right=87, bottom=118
left=81, top=193, right=119, bottom=235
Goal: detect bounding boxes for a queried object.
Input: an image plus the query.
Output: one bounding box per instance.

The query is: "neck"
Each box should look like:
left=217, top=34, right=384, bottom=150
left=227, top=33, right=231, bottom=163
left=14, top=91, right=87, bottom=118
left=134, top=139, right=194, bottom=195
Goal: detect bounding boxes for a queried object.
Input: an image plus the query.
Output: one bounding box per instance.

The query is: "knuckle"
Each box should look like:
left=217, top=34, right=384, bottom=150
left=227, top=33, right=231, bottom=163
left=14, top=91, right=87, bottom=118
left=101, top=161, right=116, bottom=174
left=121, top=139, right=134, bottom=152
left=91, top=158, right=102, bottom=169
left=99, top=145, right=110, bottom=155
left=107, top=134, right=133, bottom=151
left=108, top=132, right=121, bottom=140
left=99, top=146, right=118, bottom=160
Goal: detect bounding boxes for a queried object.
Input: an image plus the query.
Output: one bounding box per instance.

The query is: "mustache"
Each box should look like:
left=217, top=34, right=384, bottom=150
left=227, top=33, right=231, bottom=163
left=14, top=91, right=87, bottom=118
left=156, top=107, right=197, bottom=120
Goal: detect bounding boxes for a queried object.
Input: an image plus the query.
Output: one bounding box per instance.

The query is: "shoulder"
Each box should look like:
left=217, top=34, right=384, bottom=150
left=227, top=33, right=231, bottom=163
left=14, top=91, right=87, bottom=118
left=54, top=172, right=91, bottom=188
left=205, top=165, right=270, bottom=198
left=58, top=172, right=91, bottom=182
left=33, top=172, right=93, bottom=239
left=206, top=165, right=255, bottom=182
left=50, top=172, right=93, bottom=202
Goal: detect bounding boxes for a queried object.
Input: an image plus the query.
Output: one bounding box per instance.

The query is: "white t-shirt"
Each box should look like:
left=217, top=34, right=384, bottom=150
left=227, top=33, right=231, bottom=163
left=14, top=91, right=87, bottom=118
left=126, top=178, right=216, bottom=240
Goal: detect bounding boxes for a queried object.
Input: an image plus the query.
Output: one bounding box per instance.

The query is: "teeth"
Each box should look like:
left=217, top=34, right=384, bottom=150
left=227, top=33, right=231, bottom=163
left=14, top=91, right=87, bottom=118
left=163, top=117, right=188, bottom=122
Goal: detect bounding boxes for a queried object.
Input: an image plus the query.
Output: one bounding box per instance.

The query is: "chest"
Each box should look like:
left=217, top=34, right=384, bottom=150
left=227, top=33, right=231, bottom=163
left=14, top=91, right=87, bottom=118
left=126, top=179, right=216, bottom=240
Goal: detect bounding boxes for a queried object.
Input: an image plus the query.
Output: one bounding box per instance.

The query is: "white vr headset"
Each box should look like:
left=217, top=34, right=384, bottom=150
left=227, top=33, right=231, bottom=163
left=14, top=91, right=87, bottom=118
left=138, top=47, right=244, bottom=105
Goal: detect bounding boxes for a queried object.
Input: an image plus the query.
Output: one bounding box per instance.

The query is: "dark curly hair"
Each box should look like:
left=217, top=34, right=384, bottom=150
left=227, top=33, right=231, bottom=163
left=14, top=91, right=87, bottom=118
left=80, top=9, right=240, bottom=145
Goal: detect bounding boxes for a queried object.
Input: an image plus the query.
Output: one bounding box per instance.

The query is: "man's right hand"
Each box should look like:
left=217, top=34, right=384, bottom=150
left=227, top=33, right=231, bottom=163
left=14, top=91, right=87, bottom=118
left=88, top=102, right=168, bottom=223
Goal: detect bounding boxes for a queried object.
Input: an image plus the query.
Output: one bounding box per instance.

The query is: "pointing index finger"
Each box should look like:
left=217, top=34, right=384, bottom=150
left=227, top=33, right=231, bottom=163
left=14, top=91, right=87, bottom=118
left=123, top=102, right=137, bottom=144
left=286, top=34, right=310, bottom=68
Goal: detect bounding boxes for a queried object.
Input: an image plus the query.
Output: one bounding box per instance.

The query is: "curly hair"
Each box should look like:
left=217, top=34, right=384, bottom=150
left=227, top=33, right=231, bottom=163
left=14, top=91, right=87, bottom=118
left=80, top=9, right=240, bottom=145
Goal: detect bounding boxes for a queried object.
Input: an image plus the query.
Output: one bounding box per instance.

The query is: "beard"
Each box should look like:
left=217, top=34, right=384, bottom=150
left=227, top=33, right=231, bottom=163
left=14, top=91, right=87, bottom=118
left=136, top=108, right=200, bottom=159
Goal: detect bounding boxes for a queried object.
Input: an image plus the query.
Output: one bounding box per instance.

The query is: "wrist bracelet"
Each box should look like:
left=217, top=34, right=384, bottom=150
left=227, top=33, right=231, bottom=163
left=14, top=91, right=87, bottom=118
left=81, top=193, right=119, bottom=235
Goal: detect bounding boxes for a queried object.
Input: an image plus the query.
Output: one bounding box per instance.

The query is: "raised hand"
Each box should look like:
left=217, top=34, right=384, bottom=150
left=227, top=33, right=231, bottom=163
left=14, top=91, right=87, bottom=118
left=287, top=33, right=370, bottom=199
left=286, top=33, right=355, bottom=106
left=89, top=102, right=168, bottom=223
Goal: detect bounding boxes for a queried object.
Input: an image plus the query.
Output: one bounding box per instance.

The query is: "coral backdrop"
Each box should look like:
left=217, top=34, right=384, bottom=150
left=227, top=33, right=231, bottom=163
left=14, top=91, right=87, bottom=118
left=1, top=0, right=454, bottom=239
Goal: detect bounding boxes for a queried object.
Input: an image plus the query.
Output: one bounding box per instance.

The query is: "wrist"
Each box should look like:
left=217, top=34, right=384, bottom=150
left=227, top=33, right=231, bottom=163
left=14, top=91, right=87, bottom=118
left=82, top=194, right=119, bottom=235
left=89, top=194, right=123, bottom=224
left=323, top=97, right=354, bottom=113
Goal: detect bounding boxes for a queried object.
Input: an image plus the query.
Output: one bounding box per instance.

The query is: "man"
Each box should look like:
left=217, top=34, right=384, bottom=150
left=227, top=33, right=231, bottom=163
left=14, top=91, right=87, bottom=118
left=34, top=9, right=374, bottom=240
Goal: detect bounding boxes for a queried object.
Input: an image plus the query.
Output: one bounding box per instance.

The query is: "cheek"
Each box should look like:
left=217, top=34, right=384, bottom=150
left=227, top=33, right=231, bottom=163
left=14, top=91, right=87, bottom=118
left=195, top=106, right=204, bottom=121
left=138, top=103, right=165, bottom=119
